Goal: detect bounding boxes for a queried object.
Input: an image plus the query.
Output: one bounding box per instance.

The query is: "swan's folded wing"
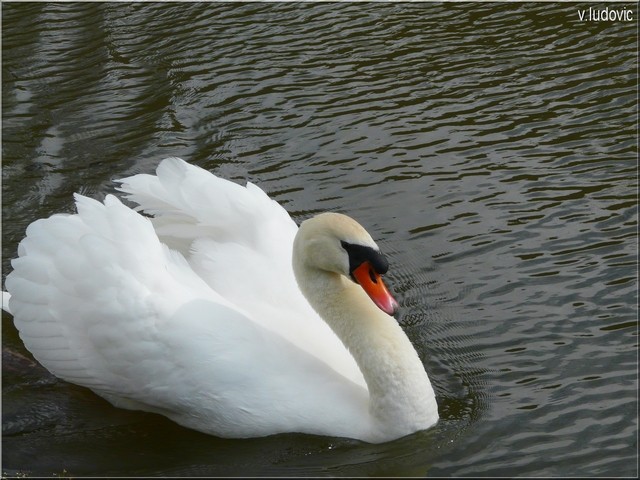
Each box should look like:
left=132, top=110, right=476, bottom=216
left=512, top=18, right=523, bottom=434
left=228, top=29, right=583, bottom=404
left=115, top=158, right=300, bottom=314
left=116, top=157, right=298, bottom=259
left=6, top=193, right=236, bottom=398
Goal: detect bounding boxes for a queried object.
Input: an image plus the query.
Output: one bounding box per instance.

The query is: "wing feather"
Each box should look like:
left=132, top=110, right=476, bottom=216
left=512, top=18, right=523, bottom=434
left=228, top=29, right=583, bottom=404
left=118, top=158, right=365, bottom=386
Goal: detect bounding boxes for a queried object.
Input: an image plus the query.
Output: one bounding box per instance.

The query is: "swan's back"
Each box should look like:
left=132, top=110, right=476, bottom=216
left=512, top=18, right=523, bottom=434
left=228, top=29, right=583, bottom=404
left=6, top=158, right=369, bottom=439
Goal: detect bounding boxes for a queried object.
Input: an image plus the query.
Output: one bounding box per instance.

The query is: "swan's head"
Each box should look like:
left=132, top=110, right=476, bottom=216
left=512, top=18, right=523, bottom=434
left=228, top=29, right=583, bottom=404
left=293, top=212, right=399, bottom=316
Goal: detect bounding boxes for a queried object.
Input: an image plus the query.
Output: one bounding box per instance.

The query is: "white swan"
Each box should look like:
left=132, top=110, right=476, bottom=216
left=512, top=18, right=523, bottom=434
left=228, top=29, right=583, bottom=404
left=3, top=157, right=438, bottom=443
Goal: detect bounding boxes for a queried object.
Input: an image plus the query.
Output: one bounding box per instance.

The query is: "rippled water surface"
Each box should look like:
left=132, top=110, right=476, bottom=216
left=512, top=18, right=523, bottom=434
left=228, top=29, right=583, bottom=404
left=2, top=2, right=638, bottom=477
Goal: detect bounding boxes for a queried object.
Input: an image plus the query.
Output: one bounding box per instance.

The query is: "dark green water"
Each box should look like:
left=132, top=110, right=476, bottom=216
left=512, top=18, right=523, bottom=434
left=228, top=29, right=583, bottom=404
left=2, top=2, right=637, bottom=477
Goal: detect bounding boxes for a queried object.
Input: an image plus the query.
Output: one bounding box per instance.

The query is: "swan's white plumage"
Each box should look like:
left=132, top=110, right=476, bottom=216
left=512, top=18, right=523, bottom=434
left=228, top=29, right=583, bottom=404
left=116, top=158, right=366, bottom=386
left=5, top=157, right=438, bottom=443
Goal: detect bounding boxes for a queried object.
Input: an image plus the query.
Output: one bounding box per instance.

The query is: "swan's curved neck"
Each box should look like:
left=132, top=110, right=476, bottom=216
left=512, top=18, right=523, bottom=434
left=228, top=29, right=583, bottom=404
left=293, top=263, right=438, bottom=439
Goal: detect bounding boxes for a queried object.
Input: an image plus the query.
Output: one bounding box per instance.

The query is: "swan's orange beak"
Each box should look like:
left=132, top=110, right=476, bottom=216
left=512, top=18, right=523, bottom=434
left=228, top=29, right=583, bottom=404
left=352, top=261, right=399, bottom=316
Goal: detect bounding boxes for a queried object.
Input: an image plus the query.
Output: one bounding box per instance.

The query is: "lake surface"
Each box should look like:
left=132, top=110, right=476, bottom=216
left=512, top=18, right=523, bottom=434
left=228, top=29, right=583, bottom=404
left=2, top=2, right=637, bottom=477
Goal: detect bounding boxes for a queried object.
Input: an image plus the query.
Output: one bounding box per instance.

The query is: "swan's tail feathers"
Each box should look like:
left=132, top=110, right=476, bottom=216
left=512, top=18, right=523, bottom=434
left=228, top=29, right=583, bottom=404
left=115, top=157, right=298, bottom=256
left=2, top=291, right=11, bottom=314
